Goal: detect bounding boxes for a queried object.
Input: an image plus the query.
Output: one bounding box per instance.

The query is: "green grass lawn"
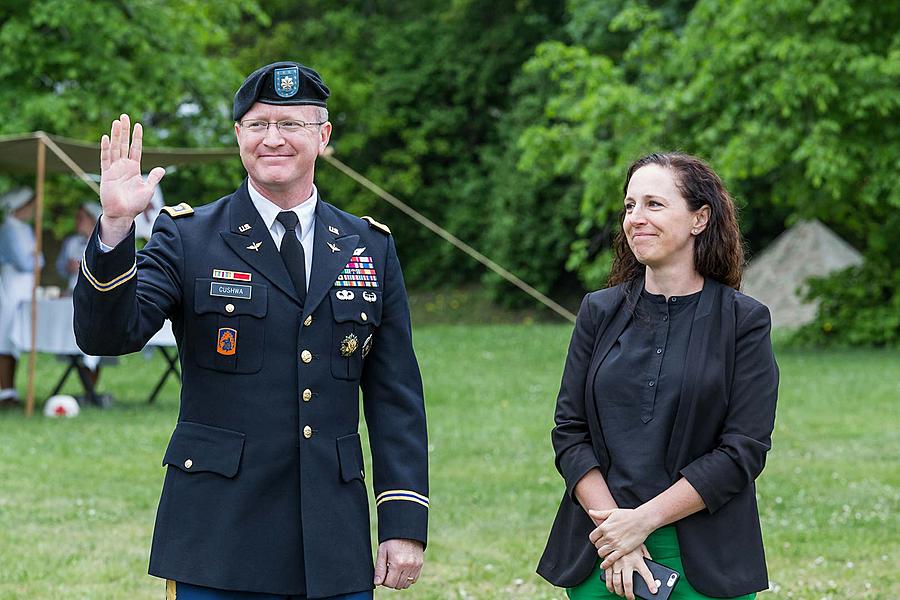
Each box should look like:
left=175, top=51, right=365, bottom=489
left=0, top=326, right=897, bottom=599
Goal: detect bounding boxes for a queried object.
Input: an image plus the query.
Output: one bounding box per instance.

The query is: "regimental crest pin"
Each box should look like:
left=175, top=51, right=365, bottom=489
left=340, top=333, right=359, bottom=357
left=274, top=66, right=300, bottom=98
left=217, top=328, right=237, bottom=356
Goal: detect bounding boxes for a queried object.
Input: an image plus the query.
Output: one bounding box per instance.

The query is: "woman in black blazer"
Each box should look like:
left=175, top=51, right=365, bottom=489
left=537, top=153, right=778, bottom=600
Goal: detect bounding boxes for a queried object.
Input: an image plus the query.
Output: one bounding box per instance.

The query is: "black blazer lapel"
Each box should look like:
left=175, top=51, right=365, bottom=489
left=302, top=201, right=359, bottom=320
left=583, top=283, right=636, bottom=466
left=219, top=181, right=302, bottom=306
left=664, top=278, right=720, bottom=476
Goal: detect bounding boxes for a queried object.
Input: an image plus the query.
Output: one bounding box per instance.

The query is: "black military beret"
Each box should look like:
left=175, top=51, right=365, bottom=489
left=233, top=61, right=330, bottom=121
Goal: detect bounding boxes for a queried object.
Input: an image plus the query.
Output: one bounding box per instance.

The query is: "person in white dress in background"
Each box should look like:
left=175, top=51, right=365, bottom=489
left=133, top=182, right=163, bottom=244
left=0, top=187, right=43, bottom=408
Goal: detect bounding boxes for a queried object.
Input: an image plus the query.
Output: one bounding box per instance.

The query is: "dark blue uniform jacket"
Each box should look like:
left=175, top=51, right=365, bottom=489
left=74, top=180, right=428, bottom=598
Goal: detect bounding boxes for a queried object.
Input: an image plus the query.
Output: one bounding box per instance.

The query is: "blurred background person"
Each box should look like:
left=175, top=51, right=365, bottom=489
left=0, top=187, right=44, bottom=407
left=57, top=201, right=103, bottom=294
left=133, top=182, right=163, bottom=244
left=56, top=200, right=107, bottom=399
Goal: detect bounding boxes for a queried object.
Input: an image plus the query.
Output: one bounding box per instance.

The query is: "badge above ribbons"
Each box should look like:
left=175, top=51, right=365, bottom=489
left=274, top=66, right=300, bottom=98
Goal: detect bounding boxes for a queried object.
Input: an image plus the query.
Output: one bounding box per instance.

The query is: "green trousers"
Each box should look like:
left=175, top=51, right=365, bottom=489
left=566, top=526, right=756, bottom=600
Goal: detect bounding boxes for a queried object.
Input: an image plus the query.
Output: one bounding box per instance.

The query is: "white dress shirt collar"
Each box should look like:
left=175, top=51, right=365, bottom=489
left=247, top=180, right=317, bottom=239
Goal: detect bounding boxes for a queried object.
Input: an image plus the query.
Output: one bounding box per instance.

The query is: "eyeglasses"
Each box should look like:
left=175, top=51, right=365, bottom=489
left=238, top=119, right=327, bottom=134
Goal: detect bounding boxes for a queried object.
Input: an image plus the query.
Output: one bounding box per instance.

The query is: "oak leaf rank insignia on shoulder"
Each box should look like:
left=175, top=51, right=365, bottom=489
left=160, top=203, right=194, bottom=218
left=361, top=216, right=391, bottom=235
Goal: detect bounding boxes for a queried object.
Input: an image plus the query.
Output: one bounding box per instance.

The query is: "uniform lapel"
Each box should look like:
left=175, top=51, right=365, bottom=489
left=664, top=279, right=718, bottom=476
left=219, top=181, right=302, bottom=306
left=303, top=200, right=359, bottom=319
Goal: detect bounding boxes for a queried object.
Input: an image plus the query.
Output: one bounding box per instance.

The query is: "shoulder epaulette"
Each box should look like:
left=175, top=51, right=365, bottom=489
left=160, top=203, right=194, bottom=219
left=361, top=216, right=391, bottom=235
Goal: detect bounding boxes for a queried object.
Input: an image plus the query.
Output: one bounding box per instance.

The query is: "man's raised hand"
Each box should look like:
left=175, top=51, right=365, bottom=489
left=98, top=114, right=165, bottom=246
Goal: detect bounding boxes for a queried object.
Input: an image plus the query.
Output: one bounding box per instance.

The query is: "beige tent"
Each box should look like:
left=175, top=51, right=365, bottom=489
left=742, top=219, right=863, bottom=330
left=0, top=131, right=236, bottom=416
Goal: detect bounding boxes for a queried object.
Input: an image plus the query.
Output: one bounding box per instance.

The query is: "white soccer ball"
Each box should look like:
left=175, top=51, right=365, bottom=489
left=43, top=395, right=80, bottom=418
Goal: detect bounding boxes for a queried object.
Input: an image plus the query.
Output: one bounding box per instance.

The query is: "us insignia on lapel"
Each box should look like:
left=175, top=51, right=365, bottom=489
left=217, top=328, right=237, bottom=356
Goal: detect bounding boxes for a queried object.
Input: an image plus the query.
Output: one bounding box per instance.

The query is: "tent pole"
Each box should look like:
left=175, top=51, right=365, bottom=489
left=25, top=136, right=46, bottom=417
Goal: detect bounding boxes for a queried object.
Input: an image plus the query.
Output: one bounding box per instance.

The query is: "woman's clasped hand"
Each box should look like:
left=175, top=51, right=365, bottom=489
left=601, top=544, right=658, bottom=599
left=589, top=508, right=655, bottom=569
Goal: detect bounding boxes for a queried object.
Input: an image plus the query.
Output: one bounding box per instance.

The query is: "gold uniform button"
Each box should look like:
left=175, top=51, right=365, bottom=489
left=303, top=425, right=313, bottom=439
left=360, top=312, right=368, bottom=322
left=225, top=303, right=235, bottom=313
left=184, top=459, right=193, bottom=469
left=301, top=350, right=312, bottom=363
left=302, top=388, right=312, bottom=402
left=304, top=315, right=313, bottom=327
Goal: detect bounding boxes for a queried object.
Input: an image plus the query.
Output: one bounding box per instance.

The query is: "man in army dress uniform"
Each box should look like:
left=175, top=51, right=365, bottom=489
left=74, top=62, right=428, bottom=599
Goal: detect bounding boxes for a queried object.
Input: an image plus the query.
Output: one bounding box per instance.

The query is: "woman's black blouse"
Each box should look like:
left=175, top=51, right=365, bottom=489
left=593, top=287, right=701, bottom=508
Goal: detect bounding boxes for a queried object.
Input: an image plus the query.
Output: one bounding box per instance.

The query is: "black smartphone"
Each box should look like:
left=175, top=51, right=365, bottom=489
left=598, top=558, right=680, bottom=600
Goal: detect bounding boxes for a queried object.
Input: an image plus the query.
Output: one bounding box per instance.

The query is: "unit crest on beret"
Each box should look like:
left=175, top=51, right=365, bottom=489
left=160, top=203, right=194, bottom=218
left=361, top=216, right=391, bottom=235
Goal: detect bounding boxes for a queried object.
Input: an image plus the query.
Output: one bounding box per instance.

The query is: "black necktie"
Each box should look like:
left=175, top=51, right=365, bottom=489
left=275, top=211, right=307, bottom=304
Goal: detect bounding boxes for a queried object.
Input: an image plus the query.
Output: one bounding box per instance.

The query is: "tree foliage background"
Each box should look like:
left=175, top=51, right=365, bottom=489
left=1, top=0, right=896, bottom=342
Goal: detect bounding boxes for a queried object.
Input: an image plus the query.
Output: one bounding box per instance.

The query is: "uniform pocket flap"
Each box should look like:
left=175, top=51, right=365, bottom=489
left=336, top=432, right=365, bottom=482
left=194, top=279, right=268, bottom=317
left=330, top=291, right=382, bottom=326
left=163, top=421, right=246, bottom=478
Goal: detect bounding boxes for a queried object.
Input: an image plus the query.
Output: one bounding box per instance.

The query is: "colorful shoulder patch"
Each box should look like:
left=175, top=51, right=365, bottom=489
left=361, top=216, right=391, bottom=235
left=160, top=203, right=194, bottom=219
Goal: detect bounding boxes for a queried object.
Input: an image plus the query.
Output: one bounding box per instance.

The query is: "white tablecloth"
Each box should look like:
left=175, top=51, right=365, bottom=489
left=12, top=298, right=176, bottom=354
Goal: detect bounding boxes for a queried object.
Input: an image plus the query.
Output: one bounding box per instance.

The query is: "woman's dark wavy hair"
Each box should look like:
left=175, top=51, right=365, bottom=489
left=607, top=152, right=745, bottom=290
